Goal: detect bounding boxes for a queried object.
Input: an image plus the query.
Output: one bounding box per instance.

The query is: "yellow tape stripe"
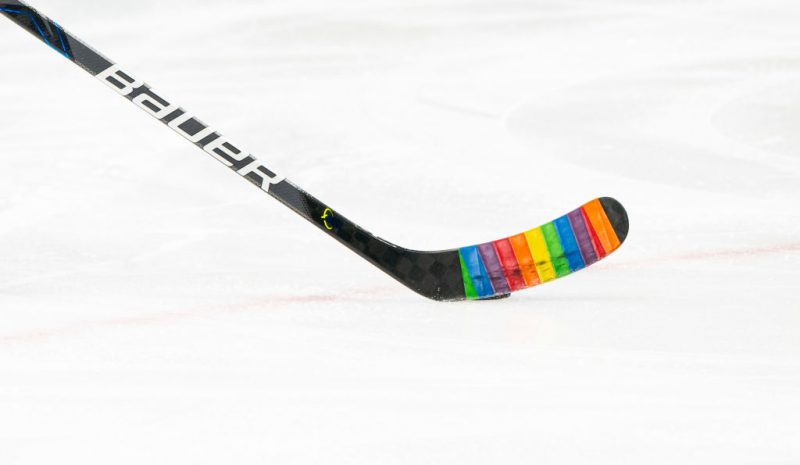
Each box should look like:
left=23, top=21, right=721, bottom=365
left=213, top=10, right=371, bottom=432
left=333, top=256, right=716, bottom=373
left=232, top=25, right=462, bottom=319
left=524, top=227, right=557, bottom=283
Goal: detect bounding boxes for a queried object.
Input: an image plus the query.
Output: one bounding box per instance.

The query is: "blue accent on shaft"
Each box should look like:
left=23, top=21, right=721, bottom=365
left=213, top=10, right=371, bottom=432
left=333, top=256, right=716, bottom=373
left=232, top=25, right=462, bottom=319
left=54, top=22, right=68, bottom=55
left=554, top=216, right=586, bottom=272
left=1, top=7, right=70, bottom=59
left=459, top=246, right=495, bottom=298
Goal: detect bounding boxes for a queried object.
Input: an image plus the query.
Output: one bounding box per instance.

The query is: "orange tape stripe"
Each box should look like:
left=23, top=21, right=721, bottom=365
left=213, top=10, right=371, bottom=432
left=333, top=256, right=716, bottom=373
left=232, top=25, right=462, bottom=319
left=508, top=233, right=541, bottom=287
left=582, top=199, right=621, bottom=253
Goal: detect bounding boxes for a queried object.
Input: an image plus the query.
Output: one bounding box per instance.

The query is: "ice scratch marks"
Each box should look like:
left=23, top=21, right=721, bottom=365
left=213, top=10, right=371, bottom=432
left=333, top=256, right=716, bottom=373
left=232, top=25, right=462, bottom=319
left=505, top=72, right=795, bottom=193
left=0, top=292, right=370, bottom=345
left=604, top=242, right=800, bottom=271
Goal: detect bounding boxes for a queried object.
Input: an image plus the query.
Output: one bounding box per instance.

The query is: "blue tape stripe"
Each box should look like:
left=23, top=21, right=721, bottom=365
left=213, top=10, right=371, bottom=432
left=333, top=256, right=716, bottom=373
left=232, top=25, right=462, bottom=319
left=459, top=246, right=495, bottom=298
left=554, top=216, right=586, bottom=272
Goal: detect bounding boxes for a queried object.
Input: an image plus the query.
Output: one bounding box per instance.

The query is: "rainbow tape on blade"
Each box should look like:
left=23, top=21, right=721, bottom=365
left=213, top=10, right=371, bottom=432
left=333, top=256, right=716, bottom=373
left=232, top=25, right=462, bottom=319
left=458, top=198, right=628, bottom=300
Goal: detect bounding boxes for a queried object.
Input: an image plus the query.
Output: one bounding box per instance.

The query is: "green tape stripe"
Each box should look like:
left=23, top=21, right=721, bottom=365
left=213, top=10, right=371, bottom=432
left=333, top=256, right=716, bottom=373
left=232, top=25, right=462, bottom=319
left=459, top=251, right=479, bottom=300
left=541, top=222, right=572, bottom=278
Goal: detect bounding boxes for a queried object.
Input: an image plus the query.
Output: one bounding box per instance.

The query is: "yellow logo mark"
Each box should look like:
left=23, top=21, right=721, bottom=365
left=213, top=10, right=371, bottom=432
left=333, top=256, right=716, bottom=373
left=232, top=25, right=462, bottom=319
left=321, top=208, right=335, bottom=231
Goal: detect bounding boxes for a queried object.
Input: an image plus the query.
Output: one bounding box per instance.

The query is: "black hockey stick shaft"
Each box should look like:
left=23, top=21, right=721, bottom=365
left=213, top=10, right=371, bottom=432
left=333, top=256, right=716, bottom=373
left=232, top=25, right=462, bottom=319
left=1, top=1, right=629, bottom=301
left=0, top=1, right=461, bottom=296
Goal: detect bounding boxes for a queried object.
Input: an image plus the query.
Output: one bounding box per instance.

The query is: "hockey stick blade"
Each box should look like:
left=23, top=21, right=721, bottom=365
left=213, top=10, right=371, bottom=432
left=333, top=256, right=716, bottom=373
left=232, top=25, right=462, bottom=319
left=1, top=1, right=629, bottom=301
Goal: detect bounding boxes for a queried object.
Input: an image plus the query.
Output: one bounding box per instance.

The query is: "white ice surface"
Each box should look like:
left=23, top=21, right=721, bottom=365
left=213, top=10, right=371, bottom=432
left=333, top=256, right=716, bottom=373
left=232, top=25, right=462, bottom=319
left=1, top=0, right=799, bottom=463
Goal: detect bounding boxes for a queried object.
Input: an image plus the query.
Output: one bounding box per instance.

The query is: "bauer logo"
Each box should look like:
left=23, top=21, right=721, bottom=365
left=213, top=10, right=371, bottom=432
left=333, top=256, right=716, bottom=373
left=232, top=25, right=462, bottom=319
left=95, top=64, right=285, bottom=192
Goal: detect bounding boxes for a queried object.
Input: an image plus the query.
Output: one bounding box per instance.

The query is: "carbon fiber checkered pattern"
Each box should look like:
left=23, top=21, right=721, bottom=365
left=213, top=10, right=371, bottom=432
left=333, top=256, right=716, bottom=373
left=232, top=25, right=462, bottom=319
left=2, top=1, right=628, bottom=302
left=271, top=181, right=466, bottom=301
left=1, top=0, right=469, bottom=301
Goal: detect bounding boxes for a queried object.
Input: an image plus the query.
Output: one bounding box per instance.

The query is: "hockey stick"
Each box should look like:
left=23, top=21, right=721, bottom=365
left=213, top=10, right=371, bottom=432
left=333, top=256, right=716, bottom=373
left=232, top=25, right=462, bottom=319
left=1, top=1, right=628, bottom=301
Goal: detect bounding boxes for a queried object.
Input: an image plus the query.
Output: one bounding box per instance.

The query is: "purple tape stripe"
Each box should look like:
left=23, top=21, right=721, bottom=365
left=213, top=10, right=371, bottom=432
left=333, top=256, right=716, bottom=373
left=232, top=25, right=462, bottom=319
left=477, top=242, right=511, bottom=295
left=568, top=209, right=598, bottom=266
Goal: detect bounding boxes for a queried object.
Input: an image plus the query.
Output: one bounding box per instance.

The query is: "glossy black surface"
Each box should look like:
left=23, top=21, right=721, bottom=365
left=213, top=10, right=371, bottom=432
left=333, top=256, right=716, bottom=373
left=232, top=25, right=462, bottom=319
left=2, top=1, right=628, bottom=302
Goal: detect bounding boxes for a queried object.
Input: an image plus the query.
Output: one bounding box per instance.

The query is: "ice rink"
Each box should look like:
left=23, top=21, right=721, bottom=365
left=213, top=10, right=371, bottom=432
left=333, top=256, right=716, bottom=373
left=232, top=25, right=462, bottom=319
left=1, top=0, right=798, bottom=463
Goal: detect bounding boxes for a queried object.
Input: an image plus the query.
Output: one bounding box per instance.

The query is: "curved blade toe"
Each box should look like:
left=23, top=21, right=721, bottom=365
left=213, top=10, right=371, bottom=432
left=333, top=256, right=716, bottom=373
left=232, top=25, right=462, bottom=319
left=599, top=197, right=629, bottom=244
